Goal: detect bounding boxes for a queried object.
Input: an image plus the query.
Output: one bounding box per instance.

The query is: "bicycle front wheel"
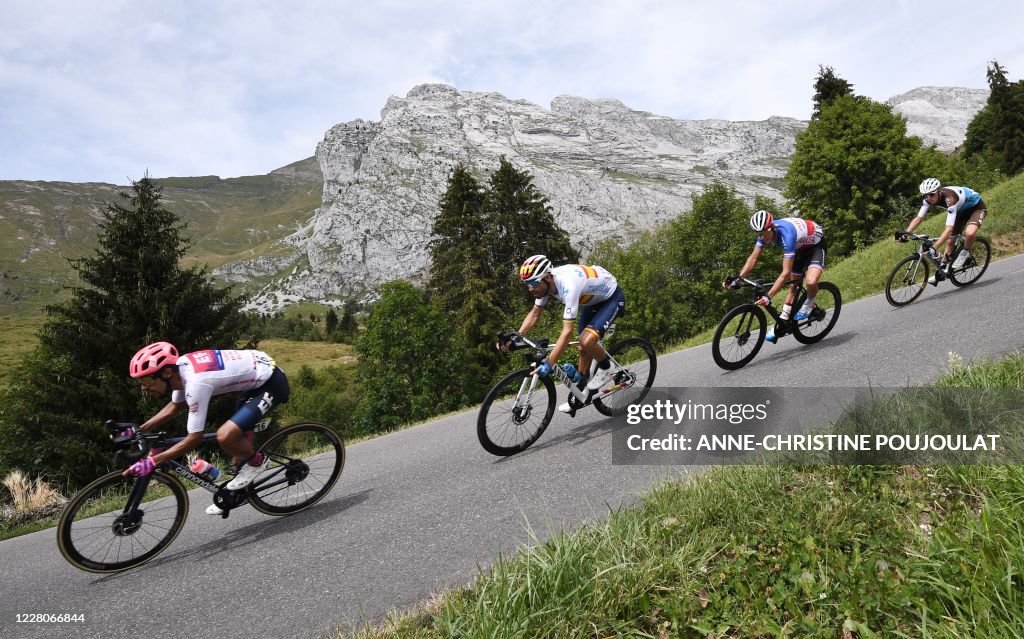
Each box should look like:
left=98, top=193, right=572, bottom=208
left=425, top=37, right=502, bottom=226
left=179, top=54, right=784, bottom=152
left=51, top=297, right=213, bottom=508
left=792, top=282, right=842, bottom=344
left=949, top=237, right=991, bottom=287
left=594, top=337, right=657, bottom=416
left=477, top=368, right=556, bottom=456
left=57, top=470, right=188, bottom=573
left=712, top=305, right=766, bottom=370
left=885, top=255, right=929, bottom=307
left=247, top=422, right=345, bottom=516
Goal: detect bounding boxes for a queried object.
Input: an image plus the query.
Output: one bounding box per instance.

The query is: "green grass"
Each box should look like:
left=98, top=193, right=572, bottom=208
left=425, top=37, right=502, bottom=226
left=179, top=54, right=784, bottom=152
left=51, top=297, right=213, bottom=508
left=0, top=315, right=43, bottom=388
left=343, top=354, right=1024, bottom=639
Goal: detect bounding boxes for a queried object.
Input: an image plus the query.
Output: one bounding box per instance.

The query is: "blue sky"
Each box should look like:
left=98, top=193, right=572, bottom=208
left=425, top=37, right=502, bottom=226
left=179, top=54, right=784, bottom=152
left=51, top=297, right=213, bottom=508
left=2, top=0, right=1022, bottom=184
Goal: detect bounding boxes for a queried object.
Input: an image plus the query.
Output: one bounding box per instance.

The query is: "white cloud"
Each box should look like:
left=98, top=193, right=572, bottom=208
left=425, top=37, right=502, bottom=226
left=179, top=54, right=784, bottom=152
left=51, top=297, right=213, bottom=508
left=2, top=0, right=1022, bottom=183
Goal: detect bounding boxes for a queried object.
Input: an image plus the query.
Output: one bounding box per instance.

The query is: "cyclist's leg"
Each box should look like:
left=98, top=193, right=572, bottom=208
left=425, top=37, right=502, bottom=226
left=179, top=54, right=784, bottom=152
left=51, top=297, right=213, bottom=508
left=218, top=367, right=290, bottom=463
left=960, top=202, right=985, bottom=248
left=576, top=307, right=597, bottom=377
left=581, top=288, right=625, bottom=370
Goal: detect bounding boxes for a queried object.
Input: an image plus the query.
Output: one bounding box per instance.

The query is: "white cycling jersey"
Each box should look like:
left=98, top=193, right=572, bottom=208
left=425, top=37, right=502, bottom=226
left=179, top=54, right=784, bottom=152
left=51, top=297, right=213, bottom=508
left=170, top=350, right=276, bottom=433
left=917, top=186, right=982, bottom=227
left=534, top=264, right=618, bottom=321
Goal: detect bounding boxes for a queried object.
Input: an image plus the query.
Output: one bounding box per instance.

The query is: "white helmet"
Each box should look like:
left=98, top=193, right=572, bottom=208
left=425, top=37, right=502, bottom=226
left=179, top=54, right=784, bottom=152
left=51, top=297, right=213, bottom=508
left=749, top=210, right=774, bottom=232
left=919, top=177, right=941, bottom=195
left=519, top=255, right=552, bottom=285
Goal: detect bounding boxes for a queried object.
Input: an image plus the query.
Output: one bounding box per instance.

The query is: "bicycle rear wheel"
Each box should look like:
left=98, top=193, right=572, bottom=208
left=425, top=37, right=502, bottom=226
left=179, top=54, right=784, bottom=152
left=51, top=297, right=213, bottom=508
left=793, top=282, right=842, bottom=344
left=712, top=304, right=766, bottom=370
left=477, top=368, right=556, bottom=456
left=885, top=255, right=928, bottom=307
left=948, top=237, right=991, bottom=287
left=247, top=422, right=345, bottom=516
left=594, top=337, right=657, bottom=416
left=57, top=470, right=188, bottom=573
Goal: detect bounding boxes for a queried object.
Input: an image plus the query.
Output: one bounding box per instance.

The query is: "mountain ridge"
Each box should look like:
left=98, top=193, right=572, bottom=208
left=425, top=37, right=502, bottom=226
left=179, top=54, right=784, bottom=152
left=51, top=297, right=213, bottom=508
left=0, top=86, right=987, bottom=316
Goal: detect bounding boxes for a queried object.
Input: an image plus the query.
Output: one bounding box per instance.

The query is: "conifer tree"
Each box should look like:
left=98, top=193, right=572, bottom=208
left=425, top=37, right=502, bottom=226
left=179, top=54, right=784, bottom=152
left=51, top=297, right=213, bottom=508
left=812, top=65, right=855, bottom=119
left=428, top=166, right=503, bottom=396
left=485, top=156, right=578, bottom=315
left=0, top=175, right=246, bottom=488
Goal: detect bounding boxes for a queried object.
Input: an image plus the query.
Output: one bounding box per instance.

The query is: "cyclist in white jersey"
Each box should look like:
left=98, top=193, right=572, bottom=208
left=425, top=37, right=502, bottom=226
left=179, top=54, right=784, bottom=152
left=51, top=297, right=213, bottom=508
left=725, top=209, right=827, bottom=343
left=501, top=255, right=626, bottom=412
left=898, top=177, right=988, bottom=284
left=123, top=342, right=290, bottom=514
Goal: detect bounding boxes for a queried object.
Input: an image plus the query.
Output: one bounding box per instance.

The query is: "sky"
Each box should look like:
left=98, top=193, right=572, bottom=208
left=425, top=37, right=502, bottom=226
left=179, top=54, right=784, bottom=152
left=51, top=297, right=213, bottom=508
left=2, top=0, right=1022, bottom=185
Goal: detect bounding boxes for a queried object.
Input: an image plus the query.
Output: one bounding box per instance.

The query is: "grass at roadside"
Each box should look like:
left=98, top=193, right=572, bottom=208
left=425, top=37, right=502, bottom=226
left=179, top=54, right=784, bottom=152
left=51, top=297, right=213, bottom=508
left=344, top=354, right=1024, bottom=639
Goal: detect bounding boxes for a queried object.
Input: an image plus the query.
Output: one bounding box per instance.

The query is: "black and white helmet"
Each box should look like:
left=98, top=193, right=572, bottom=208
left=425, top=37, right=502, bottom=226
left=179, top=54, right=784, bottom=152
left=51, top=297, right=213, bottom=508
left=749, top=210, right=774, bottom=232
left=919, top=177, right=941, bottom=195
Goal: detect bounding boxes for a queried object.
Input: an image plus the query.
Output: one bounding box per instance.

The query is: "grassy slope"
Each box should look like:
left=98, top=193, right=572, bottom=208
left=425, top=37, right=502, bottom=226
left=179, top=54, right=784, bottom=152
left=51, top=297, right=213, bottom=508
left=0, top=158, right=321, bottom=317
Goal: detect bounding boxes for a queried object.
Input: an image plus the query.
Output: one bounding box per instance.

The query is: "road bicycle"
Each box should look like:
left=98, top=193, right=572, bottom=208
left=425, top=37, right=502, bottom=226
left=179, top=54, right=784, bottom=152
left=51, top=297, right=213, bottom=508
left=712, top=276, right=842, bottom=370
left=885, top=232, right=991, bottom=307
left=57, top=419, right=345, bottom=573
left=477, top=328, right=657, bottom=456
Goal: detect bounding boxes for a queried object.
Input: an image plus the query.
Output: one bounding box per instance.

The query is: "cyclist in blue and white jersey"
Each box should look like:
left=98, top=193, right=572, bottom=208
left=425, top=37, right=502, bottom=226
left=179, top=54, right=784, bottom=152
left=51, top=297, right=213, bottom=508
left=898, top=177, right=987, bottom=284
left=502, top=255, right=626, bottom=413
left=124, top=342, right=290, bottom=514
left=725, top=210, right=827, bottom=343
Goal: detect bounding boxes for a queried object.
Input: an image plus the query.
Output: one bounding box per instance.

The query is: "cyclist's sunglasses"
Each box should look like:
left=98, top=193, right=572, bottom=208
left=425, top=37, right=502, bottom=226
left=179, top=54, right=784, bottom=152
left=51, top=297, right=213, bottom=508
left=524, top=277, right=545, bottom=289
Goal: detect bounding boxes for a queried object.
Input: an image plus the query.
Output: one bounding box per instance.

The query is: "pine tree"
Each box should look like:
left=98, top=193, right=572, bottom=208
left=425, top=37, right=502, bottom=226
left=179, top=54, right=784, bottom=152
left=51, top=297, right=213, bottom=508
left=812, top=65, right=855, bottom=119
left=485, top=156, right=578, bottom=315
left=0, top=175, right=247, bottom=488
left=428, top=165, right=503, bottom=396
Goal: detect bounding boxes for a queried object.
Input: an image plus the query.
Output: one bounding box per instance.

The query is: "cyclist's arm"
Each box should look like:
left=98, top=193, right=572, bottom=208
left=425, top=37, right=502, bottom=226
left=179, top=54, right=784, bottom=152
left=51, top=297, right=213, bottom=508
left=905, top=215, right=924, bottom=233
left=766, top=256, right=795, bottom=299
left=517, top=305, right=543, bottom=335
left=150, top=431, right=204, bottom=466
left=737, top=245, right=763, bottom=278
left=140, top=401, right=186, bottom=432
left=544, top=320, right=576, bottom=367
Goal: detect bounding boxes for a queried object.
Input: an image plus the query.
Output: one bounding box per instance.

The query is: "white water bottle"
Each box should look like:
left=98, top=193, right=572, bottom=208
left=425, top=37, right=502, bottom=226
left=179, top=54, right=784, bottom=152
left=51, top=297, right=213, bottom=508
left=191, top=459, right=221, bottom=481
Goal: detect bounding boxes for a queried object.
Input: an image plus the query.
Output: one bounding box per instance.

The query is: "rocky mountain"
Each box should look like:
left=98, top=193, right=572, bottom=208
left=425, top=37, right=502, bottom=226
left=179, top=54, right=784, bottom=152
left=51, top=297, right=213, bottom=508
left=887, top=86, right=989, bottom=152
left=0, top=85, right=987, bottom=316
left=237, top=84, right=987, bottom=311
left=237, top=84, right=806, bottom=310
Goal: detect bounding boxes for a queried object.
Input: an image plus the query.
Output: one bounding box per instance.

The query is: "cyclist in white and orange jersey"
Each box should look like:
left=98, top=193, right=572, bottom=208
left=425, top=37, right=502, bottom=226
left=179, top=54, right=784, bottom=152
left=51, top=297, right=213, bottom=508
left=502, top=255, right=626, bottom=411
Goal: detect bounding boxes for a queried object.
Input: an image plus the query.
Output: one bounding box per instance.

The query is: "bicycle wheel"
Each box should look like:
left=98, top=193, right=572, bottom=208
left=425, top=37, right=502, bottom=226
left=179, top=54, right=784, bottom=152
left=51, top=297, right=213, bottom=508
left=247, top=422, right=345, bottom=516
left=712, top=305, right=766, bottom=370
left=57, top=470, right=188, bottom=573
left=949, top=237, right=991, bottom=287
left=792, top=282, right=842, bottom=344
left=477, top=368, right=556, bottom=456
left=594, top=337, right=657, bottom=416
left=885, top=255, right=929, bottom=307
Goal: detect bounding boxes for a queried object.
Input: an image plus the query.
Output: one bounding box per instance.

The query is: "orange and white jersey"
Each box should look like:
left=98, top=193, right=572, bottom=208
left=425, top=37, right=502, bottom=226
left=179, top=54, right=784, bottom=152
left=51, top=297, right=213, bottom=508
left=535, top=264, right=618, bottom=321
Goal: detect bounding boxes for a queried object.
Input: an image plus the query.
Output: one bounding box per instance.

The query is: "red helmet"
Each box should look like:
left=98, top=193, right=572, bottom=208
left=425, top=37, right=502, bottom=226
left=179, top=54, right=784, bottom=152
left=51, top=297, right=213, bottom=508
left=129, top=342, right=179, bottom=378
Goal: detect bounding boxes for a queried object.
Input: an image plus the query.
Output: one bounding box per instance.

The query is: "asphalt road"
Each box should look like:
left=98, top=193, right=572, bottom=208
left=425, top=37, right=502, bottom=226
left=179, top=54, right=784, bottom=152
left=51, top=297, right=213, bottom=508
left=3, top=252, right=1023, bottom=639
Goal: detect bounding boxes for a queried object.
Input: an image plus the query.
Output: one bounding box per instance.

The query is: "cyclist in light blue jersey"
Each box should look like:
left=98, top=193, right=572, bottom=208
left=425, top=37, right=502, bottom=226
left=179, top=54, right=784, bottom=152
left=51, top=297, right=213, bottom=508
left=898, top=177, right=987, bottom=284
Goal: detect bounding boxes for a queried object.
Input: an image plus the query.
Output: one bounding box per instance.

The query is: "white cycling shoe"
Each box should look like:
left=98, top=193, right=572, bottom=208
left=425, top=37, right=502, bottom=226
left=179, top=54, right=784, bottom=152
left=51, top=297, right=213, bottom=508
left=206, top=503, right=224, bottom=516
left=586, top=366, right=614, bottom=391
left=226, top=455, right=271, bottom=490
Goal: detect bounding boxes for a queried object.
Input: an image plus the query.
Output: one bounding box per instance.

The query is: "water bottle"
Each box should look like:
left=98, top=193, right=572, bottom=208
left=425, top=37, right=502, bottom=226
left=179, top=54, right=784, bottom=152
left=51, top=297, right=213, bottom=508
left=926, top=246, right=941, bottom=264
left=191, top=459, right=221, bottom=482
left=561, top=363, right=582, bottom=384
